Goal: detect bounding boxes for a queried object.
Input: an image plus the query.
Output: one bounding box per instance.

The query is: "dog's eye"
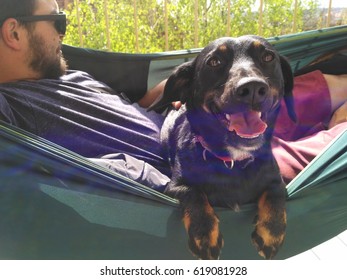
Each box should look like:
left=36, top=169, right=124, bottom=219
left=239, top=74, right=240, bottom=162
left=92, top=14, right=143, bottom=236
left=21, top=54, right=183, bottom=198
left=207, top=57, right=222, bottom=67
left=262, top=51, right=275, bottom=63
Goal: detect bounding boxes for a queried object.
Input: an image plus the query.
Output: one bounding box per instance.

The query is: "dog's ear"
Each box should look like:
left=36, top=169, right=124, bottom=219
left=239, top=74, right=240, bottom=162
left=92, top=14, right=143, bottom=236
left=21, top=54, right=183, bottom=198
left=148, top=60, right=195, bottom=113
left=280, top=55, right=297, bottom=123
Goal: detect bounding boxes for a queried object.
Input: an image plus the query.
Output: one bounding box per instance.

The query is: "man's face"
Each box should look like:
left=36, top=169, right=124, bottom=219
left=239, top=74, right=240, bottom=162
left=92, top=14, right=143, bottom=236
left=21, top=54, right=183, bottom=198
left=27, top=29, right=67, bottom=79
left=26, top=0, right=67, bottom=79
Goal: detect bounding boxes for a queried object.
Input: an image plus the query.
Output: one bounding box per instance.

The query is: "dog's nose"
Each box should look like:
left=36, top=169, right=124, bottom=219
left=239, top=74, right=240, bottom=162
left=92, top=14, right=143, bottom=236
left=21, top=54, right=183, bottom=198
left=235, top=78, right=269, bottom=105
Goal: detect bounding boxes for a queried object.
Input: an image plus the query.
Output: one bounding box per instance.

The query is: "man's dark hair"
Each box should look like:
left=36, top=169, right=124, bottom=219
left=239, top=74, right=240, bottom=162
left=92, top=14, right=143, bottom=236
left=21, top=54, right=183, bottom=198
left=0, top=0, right=37, bottom=25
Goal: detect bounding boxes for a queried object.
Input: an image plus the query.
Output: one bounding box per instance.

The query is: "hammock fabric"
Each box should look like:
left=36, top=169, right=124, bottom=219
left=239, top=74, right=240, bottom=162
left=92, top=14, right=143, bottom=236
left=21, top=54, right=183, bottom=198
left=1, top=25, right=347, bottom=260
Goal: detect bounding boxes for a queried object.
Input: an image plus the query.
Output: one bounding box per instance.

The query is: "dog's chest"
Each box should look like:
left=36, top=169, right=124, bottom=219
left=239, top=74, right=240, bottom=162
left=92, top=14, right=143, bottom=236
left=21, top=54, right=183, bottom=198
left=187, top=157, right=268, bottom=205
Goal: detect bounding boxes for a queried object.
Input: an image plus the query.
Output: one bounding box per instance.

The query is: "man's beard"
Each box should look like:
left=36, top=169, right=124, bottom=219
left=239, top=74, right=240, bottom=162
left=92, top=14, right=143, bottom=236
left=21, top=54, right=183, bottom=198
left=27, top=32, right=68, bottom=79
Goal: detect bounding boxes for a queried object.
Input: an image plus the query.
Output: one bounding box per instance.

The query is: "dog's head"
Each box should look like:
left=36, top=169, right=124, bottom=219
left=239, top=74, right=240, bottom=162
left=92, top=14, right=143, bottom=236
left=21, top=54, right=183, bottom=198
left=151, top=36, right=296, bottom=161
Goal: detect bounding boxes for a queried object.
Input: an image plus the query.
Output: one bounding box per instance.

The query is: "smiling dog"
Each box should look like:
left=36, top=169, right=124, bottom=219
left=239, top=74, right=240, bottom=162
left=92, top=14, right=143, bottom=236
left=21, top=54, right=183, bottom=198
left=149, top=36, right=296, bottom=259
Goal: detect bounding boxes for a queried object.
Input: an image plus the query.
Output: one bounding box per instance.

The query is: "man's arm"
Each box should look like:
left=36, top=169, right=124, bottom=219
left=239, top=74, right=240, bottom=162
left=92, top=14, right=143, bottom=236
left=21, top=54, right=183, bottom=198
left=137, top=79, right=182, bottom=110
left=329, top=101, right=347, bottom=129
left=137, top=79, right=167, bottom=108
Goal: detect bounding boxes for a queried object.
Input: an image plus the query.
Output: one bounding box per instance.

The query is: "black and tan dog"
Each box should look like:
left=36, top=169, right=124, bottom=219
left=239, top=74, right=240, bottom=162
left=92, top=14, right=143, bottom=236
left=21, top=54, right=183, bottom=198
left=149, top=36, right=296, bottom=260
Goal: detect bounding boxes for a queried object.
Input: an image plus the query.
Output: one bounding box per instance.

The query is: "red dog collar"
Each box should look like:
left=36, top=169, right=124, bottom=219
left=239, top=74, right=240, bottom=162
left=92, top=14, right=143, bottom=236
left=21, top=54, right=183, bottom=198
left=194, top=135, right=254, bottom=169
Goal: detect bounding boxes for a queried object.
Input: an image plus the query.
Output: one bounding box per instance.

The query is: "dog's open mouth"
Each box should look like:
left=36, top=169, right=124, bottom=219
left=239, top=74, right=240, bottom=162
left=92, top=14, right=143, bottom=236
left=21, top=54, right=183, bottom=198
left=225, top=111, right=267, bottom=138
left=209, top=103, right=267, bottom=139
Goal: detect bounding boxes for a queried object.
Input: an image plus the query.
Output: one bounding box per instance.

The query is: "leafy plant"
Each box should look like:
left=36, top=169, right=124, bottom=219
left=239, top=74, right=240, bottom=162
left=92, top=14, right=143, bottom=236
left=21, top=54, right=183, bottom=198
left=63, top=0, right=328, bottom=53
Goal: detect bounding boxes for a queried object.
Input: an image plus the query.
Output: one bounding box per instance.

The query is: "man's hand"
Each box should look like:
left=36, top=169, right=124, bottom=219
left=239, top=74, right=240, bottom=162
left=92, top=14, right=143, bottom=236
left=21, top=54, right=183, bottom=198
left=172, top=101, right=182, bottom=110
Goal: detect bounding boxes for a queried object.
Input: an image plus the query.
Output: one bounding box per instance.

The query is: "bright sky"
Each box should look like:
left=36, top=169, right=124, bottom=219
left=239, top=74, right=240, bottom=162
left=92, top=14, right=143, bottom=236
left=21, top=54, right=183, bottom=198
left=319, top=0, right=347, bottom=8
left=253, top=1, right=347, bottom=9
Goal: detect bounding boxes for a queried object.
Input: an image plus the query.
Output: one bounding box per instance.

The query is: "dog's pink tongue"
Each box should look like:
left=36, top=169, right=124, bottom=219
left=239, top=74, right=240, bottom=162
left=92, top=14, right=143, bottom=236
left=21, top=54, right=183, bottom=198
left=227, top=111, right=267, bottom=137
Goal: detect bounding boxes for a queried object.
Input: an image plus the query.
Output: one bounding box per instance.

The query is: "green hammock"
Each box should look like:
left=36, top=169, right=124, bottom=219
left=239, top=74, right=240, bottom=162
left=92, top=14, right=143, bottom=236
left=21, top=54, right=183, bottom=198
left=1, top=25, right=347, bottom=260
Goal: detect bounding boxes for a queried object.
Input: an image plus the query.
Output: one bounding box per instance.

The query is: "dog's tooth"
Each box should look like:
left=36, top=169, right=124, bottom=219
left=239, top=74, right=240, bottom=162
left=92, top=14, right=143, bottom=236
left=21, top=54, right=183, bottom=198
left=240, top=134, right=260, bottom=139
left=225, top=114, right=231, bottom=121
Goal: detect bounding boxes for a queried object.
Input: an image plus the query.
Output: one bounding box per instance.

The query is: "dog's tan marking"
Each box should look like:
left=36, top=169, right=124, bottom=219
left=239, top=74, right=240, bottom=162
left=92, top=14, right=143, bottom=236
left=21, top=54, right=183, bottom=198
left=270, top=86, right=280, bottom=97
left=204, top=199, right=214, bottom=215
left=256, top=223, right=284, bottom=246
left=218, top=44, right=228, bottom=52
left=258, top=192, right=287, bottom=226
left=194, top=238, right=202, bottom=249
left=183, top=211, right=191, bottom=231
left=257, top=192, right=271, bottom=223
left=203, top=200, right=220, bottom=247
left=253, top=40, right=262, bottom=48
left=209, top=218, right=220, bottom=247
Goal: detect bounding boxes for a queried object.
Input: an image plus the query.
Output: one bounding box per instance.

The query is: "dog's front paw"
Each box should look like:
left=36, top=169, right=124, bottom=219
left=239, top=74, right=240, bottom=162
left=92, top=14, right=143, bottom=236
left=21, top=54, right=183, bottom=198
left=183, top=205, right=224, bottom=260
left=251, top=191, right=286, bottom=259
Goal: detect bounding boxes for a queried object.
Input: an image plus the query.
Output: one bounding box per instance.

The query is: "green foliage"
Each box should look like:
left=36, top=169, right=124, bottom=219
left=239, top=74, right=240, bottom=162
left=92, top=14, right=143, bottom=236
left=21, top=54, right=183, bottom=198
left=62, top=0, right=336, bottom=53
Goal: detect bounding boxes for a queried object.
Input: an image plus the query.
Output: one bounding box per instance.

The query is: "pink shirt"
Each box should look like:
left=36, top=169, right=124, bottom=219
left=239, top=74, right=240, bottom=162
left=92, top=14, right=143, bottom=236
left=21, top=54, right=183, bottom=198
left=272, top=70, right=347, bottom=183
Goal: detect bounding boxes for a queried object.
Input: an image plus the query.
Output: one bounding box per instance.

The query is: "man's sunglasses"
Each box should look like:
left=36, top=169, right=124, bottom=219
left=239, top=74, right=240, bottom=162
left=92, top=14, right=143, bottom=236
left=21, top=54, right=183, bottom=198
left=13, top=12, right=67, bottom=35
